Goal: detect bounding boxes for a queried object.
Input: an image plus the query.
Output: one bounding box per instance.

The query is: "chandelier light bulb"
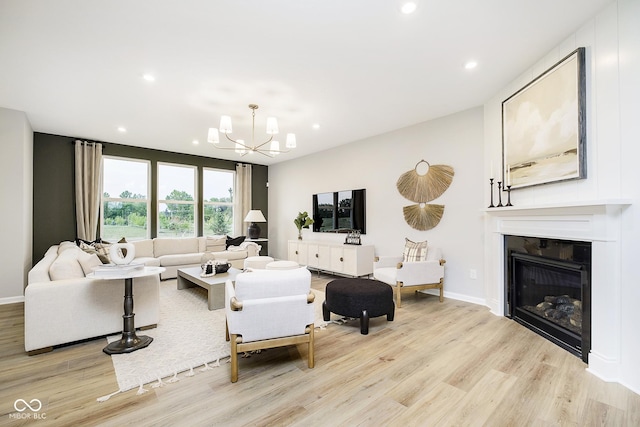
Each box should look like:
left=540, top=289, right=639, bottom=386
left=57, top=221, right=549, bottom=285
left=266, top=117, right=279, bottom=135
left=207, top=128, right=220, bottom=144
left=219, top=116, right=233, bottom=134
left=286, top=133, right=297, bottom=148
left=270, top=140, right=280, bottom=156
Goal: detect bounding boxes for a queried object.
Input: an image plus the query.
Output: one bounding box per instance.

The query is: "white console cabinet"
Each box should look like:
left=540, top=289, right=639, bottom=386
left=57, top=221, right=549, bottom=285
left=288, top=240, right=375, bottom=277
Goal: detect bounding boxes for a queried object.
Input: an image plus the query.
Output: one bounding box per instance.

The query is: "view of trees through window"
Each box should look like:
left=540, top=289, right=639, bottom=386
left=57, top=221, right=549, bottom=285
left=158, top=163, right=196, bottom=237
left=102, top=158, right=235, bottom=240
left=102, top=157, right=150, bottom=241
left=203, top=168, right=234, bottom=235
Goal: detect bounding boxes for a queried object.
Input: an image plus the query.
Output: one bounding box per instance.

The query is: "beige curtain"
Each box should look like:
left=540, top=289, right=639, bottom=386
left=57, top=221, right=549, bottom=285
left=75, top=140, right=103, bottom=241
left=234, top=163, right=252, bottom=236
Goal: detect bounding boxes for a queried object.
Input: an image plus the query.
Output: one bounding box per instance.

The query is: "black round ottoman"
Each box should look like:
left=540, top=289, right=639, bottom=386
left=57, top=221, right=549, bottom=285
left=323, top=278, right=394, bottom=335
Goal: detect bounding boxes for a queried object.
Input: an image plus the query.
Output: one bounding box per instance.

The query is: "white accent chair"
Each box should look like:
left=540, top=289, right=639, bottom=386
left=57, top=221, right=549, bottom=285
left=373, top=246, right=445, bottom=307
left=225, top=267, right=315, bottom=382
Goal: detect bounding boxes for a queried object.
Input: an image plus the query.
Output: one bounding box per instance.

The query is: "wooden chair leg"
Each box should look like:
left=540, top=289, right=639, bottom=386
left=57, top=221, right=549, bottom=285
left=308, top=326, right=315, bottom=369
left=396, top=282, right=402, bottom=308
left=230, top=334, right=239, bottom=383
left=439, top=279, right=444, bottom=302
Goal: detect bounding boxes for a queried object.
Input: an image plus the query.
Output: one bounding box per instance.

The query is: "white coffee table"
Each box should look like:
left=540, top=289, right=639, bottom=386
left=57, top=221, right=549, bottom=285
left=177, top=266, right=241, bottom=310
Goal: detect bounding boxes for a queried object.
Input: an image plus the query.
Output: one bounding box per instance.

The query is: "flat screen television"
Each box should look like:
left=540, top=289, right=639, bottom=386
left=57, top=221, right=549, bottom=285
left=312, top=189, right=366, bottom=234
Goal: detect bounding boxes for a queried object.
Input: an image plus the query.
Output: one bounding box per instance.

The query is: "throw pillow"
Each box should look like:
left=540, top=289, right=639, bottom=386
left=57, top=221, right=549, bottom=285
left=78, top=240, right=112, bottom=264
left=206, top=235, right=227, bottom=252
left=403, top=238, right=428, bottom=262
left=76, top=237, right=102, bottom=246
left=49, top=248, right=86, bottom=280
left=226, top=235, right=246, bottom=249
left=78, top=252, right=102, bottom=275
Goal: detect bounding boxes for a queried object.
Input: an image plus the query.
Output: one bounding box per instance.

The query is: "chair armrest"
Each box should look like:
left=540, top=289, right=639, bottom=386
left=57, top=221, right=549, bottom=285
left=396, top=260, right=444, bottom=285
left=373, top=255, right=403, bottom=269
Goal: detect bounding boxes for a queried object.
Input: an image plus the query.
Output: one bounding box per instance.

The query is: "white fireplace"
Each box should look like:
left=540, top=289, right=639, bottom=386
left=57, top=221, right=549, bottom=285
left=484, top=199, right=631, bottom=382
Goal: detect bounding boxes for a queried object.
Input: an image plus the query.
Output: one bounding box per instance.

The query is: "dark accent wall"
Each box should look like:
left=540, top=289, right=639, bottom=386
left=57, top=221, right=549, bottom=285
left=32, top=133, right=268, bottom=265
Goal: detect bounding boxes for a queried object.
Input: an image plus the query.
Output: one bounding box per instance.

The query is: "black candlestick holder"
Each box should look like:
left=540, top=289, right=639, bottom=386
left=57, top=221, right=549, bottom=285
left=497, top=181, right=504, bottom=207
left=506, top=185, right=513, bottom=206
left=488, top=178, right=495, bottom=208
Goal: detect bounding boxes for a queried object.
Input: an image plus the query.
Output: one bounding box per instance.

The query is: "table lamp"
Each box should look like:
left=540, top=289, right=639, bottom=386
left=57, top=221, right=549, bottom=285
left=244, top=210, right=266, bottom=239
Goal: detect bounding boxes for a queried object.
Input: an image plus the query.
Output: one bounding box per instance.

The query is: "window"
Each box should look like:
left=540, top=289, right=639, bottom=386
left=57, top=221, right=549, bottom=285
left=203, top=168, right=234, bottom=236
left=158, top=163, right=196, bottom=237
left=102, top=157, right=150, bottom=241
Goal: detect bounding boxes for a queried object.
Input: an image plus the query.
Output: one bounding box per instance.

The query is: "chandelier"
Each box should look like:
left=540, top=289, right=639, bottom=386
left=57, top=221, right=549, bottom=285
left=207, top=104, right=296, bottom=158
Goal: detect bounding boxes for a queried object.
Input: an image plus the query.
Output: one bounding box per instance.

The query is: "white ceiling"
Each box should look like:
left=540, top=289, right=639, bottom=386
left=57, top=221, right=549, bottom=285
left=0, top=0, right=612, bottom=166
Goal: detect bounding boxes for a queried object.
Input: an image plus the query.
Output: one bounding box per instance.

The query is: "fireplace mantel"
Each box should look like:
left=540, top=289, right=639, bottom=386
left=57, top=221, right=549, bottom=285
left=484, top=199, right=631, bottom=216
left=483, top=198, right=632, bottom=383
left=484, top=199, right=631, bottom=243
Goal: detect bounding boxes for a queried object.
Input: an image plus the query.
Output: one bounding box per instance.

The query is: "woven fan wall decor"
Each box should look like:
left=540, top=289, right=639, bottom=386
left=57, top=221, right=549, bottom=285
left=396, top=160, right=454, bottom=231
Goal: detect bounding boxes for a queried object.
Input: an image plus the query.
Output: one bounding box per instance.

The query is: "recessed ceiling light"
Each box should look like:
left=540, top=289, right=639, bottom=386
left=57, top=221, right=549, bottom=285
left=464, top=61, right=478, bottom=70
left=142, top=74, right=155, bottom=82
left=117, top=126, right=127, bottom=133
left=192, top=139, right=199, bottom=145
left=312, top=123, right=320, bottom=130
left=400, top=2, right=417, bottom=14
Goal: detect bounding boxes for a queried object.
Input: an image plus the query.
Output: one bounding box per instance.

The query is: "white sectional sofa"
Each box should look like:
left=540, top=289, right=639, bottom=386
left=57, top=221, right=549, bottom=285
left=25, top=236, right=260, bottom=354
left=25, top=243, right=160, bottom=354
left=129, top=236, right=260, bottom=280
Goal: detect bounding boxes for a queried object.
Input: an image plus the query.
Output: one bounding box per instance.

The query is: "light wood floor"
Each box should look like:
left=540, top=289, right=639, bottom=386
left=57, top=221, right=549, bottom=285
left=1, top=273, right=639, bottom=426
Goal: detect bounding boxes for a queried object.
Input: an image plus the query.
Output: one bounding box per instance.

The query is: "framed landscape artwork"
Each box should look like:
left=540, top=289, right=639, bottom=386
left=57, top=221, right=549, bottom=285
left=502, top=47, right=586, bottom=189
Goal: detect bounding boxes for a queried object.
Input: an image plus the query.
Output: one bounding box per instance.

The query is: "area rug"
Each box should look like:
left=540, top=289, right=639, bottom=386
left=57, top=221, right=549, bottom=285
left=98, top=279, right=326, bottom=401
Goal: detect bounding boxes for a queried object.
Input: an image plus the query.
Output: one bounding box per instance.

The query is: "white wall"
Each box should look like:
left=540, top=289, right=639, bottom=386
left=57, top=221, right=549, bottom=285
left=269, top=107, right=485, bottom=303
left=483, top=0, right=640, bottom=394
left=0, top=107, right=33, bottom=303
left=617, top=0, right=640, bottom=396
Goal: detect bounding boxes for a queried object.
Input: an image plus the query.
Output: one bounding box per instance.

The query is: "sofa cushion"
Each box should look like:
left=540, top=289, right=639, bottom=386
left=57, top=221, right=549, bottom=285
left=403, top=238, right=428, bottom=262
left=158, top=252, right=203, bottom=267
left=78, top=252, right=103, bottom=276
left=133, top=256, right=161, bottom=267
left=211, top=250, right=247, bottom=261
left=226, top=235, right=246, bottom=249
left=205, top=235, right=227, bottom=253
left=58, top=241, right=78, bottom=254
left=78, top=240, right=113, bottom=263
left=154, top=238, right=199, bottom=257
left=132, top=239, right=154, bottom=258
left=49, top=247, right=85, bottom=280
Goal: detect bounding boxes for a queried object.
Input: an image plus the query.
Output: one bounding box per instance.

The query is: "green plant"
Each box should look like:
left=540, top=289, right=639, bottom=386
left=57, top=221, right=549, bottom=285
left=294, top=211, right=314, bottom=231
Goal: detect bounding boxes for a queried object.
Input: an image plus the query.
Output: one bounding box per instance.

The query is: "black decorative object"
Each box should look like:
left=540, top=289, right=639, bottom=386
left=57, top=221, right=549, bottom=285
left=497, top=181, right=504, bottom=207
left=488, top=178, right=495, bottom=208
left=247, top=223, right=261, bottom=239
left=506, top=185, right=513, bottom=206
left=344, top=230, right=362, bottom=245
left=215, top=262, right=231, bottom=274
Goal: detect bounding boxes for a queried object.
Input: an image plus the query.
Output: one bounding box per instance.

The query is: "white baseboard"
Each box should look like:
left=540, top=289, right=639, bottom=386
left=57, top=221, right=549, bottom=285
left=419, top=289, right=486, bottom=306
left=0, top=295, right=24, bottom=305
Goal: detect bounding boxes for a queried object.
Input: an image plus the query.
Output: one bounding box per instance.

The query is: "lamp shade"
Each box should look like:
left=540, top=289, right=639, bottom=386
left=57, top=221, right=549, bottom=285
left=266, top=117, right=279, bottom=135
left=219, top=115, right=233, bottom=134
left=286, top=133, right=297, bottom=148
left=244, top=210, right=266, bottom=223
left=270, top=140, right=280, bottom=156
left=207, top=128, right=219, bottom=144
